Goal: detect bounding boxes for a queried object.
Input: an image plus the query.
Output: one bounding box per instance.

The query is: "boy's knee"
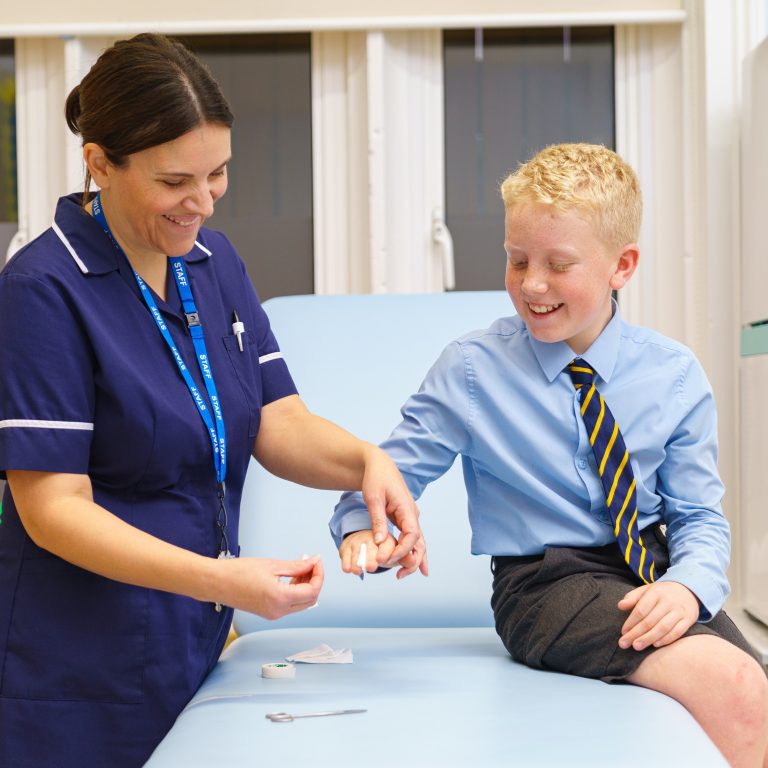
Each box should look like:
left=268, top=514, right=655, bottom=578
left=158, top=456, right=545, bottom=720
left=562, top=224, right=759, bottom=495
left=721, top=656, right=768, bottom=732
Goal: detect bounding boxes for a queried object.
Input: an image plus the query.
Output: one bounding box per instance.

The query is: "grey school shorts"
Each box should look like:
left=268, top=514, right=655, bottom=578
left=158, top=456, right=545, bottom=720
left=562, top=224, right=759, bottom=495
left=491, top=524, right=761, bottom=682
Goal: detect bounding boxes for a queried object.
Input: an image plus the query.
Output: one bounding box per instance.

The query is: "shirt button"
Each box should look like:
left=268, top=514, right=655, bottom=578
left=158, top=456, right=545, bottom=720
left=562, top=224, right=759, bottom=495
left=578, top=459, right=588, bottom=469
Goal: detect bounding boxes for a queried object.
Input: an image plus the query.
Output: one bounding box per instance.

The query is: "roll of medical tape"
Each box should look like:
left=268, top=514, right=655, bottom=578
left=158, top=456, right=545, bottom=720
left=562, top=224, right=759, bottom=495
left=261, top=662, right=296, bottom=679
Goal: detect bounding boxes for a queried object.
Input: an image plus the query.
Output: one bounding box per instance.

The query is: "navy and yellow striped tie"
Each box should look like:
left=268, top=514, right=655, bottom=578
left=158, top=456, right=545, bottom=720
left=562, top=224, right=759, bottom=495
left=567, top=358, right=656, bottom=584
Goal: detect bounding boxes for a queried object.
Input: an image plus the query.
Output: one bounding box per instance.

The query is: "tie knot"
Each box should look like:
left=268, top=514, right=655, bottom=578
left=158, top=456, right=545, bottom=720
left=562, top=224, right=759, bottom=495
left=567, top=358, right=595, bottom=390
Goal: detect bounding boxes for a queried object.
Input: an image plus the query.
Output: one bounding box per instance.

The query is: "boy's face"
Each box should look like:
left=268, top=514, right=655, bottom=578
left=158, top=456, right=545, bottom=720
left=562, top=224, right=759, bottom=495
left=503, top=204, right=638, bottom=355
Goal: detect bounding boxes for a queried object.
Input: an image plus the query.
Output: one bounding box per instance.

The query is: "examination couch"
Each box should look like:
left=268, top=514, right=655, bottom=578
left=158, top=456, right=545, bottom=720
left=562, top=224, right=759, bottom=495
left=146, top=292, right=726, bottom=767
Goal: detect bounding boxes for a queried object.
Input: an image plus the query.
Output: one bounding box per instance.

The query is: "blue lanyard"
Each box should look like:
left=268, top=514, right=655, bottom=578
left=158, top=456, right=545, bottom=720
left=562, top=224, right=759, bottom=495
left=91, top=193, right=229, bottom=542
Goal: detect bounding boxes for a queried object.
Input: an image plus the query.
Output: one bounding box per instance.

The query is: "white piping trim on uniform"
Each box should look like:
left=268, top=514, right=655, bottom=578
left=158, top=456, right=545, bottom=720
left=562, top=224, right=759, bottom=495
left=52, top=221, right=89, bottom=274
left=194, top=241, right=212, bottom=256
left=0, top=419, right=94, bottom=431
left=258, top=352, right=284, bottom=365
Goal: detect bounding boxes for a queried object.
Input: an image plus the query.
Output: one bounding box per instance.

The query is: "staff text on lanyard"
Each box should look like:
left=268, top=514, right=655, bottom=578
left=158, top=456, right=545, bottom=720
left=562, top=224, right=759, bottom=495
left=91, top=193, right=232, bottom=583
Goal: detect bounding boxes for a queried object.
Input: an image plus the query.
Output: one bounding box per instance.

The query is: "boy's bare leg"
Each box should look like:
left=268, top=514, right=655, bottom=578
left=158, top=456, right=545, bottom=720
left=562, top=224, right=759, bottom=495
left=627, top=634, right=768, bottom=767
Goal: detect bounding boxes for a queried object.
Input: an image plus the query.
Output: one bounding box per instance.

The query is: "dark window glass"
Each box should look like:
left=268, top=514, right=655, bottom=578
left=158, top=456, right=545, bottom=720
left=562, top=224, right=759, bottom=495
left=444, top=27, right=615, bottom=291
left=180, top=34, right=313, bottom=301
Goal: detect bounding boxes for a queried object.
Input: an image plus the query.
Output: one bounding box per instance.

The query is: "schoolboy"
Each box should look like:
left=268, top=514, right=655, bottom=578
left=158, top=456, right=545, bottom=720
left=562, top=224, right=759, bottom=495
left=331, top=144, right=768, bottom=766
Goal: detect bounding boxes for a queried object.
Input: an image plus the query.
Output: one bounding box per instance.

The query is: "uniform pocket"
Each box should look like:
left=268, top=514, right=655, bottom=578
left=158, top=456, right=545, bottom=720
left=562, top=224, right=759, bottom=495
left=523, top=574, right=600, bottom=671
left=222, top=333, right=261, bottom=439
left=2, top=557, right=147, bottom=703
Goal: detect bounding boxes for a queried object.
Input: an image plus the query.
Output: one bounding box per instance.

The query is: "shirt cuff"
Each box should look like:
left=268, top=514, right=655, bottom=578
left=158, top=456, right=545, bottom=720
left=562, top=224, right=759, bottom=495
left=330, top=508, right=373, bottom=549
left=657, top=562, right=729, bottom=622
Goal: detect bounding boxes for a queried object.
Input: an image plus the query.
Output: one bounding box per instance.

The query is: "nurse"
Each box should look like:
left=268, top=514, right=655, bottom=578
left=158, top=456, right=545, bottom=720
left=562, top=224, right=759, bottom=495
left=0, top=33, right=424, bottom=767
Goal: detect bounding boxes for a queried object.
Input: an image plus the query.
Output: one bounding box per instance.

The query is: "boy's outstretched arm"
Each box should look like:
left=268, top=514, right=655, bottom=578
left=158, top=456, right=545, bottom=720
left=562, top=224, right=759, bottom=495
left=331, top=340, right=470, bottom=579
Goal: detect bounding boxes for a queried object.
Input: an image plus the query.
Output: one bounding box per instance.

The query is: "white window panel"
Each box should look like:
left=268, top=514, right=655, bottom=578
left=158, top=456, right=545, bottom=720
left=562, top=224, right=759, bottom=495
left=9, top=36, right=114, bottom=260
left=312, top=30, right=445, bottom=294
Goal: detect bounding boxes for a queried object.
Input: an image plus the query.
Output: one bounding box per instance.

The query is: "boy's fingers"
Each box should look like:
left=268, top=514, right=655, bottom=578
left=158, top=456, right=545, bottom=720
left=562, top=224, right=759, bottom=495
left=652, top=618, right=690, bottom=648
left=620, top=592, right=659, bottom=636
left=617, top=584, right=647, bottom=610
left=621, top=602, right=680, bottom=649
left=340, top=543, right=358, bottom=574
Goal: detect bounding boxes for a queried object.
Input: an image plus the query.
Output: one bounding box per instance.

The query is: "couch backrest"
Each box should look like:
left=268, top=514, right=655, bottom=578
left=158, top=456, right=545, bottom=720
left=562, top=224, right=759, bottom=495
left=234, top=292, right=515, bottom=634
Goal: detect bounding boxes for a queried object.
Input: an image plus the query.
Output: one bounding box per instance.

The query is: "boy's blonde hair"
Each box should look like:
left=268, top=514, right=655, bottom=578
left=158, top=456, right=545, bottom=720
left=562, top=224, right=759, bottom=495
left=500, top=143, right=642, bottom=249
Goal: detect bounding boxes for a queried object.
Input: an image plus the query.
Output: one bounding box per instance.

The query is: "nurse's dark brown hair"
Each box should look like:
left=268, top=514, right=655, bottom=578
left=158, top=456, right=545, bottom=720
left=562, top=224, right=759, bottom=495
left=65, top=33, right=234, bottom=204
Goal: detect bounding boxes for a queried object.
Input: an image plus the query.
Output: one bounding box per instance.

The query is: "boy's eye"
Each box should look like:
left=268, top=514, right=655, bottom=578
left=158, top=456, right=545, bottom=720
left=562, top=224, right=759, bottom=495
left=506, top=255, right=527, bottom=269
left=551, top=263, right=571, bottom=272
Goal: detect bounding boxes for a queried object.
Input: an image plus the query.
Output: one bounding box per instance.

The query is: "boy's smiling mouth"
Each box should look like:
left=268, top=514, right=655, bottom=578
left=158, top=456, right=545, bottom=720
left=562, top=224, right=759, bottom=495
left=528, top=302, right=563, bottom=314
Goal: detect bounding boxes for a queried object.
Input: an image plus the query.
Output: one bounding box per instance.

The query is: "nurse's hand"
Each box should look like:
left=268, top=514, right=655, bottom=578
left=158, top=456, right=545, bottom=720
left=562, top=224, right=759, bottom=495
left=360, top=446, right=427, bottom=574
left=215, top=555, right=324, bottom=619
left=340, top=529, right=428, bottom=579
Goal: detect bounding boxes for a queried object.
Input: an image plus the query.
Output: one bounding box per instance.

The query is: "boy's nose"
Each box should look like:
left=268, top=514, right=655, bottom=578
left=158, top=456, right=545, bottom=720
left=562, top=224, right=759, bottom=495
left=521, top=269, right=549, bottom=294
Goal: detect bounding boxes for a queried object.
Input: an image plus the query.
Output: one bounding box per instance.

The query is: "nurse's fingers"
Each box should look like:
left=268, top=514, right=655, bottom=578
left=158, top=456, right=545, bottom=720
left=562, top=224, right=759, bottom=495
left=380, top=501, right=422, bottom=566
left=364, top=490, right=391, bottom=546
left=280, top=556, right=323, bottom=585
left=286, top=555, right=322, bottom=585
left=394, top=536, right=429, bottom=579
left=281, top=565, right=324, bottom=615
left=218, top=556, right=323, bottom=620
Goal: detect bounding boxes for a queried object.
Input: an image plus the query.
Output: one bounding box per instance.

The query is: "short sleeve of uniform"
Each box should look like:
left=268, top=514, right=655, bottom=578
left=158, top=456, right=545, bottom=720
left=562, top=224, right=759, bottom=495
left=233, top=248, right=296, bottom=406
left=0, top=272, right=95, bottom=474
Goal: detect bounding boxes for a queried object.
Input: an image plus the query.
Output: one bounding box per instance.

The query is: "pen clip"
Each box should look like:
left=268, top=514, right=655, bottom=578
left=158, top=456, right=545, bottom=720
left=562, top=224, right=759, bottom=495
left=231, top=310, right=246, bottom=352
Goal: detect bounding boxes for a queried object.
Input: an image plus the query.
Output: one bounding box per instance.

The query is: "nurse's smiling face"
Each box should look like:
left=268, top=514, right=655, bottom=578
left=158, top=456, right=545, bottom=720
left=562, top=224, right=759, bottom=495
left=85, top=122, right=231, bottom=262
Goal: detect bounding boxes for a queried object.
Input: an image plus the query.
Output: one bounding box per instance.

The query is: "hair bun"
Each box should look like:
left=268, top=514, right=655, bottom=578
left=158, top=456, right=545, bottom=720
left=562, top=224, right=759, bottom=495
left=64, top=85, right=82, bottom=135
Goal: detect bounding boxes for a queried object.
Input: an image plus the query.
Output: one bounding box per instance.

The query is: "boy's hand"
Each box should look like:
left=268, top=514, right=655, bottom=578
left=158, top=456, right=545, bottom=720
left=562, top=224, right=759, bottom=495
left=340, top=530, right=429, bottom=579
left=617, top=580, right=699, bottom=651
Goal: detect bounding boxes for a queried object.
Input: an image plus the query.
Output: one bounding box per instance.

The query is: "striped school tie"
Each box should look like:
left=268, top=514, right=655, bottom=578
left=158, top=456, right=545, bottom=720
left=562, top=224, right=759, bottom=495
left=567, top=358, right=656, bottom=584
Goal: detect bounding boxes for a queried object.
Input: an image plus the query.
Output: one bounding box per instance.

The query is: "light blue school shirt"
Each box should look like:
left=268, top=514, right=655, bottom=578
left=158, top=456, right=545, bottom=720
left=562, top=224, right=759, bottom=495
left=331, top=304, right=730, bottom=621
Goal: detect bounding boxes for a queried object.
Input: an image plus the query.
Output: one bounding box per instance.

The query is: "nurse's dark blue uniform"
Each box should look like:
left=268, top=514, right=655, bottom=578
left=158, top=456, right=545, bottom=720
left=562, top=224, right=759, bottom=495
left=0, top=194, right=297, bottom=767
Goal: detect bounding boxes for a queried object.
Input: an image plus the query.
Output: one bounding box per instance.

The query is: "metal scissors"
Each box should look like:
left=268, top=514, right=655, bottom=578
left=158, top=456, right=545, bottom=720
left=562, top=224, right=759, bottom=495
left=266, top=708, right=367, bottom=723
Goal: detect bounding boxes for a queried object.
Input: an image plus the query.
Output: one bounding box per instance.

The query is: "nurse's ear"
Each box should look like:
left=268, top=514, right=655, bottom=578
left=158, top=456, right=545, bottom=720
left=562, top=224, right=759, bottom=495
left=83, top=143, right=114, bottom=190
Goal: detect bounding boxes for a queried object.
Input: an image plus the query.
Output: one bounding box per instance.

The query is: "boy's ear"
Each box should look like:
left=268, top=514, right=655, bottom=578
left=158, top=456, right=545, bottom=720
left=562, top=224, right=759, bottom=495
left=83, top=143, right=112, bottom=189
left=609, top=244, right=639, bottom=290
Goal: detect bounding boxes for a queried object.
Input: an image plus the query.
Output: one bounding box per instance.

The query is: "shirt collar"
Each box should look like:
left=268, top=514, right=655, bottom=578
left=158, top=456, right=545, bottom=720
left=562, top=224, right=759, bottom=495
left=530, top=299, right=622, bottom=384
left=53, top=193, right=211, bottom=276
